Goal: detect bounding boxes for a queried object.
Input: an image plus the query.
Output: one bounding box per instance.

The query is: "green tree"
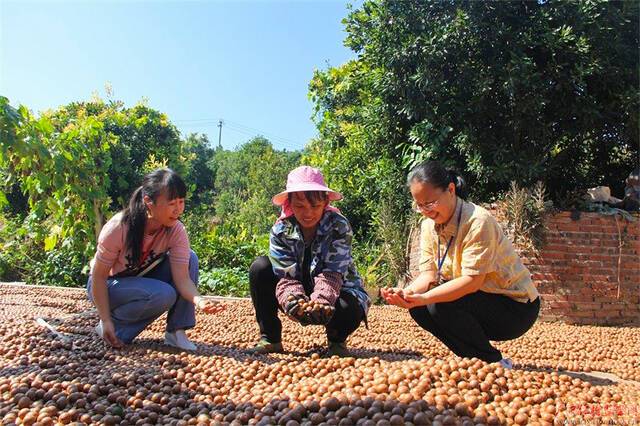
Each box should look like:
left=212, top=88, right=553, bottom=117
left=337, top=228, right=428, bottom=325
left=213, top=137, right=301, bottom=233
left=47, top=99, right=184, bottom=209
left=306, top=60, right=410, bottom=239
left=181, top=133, right=216, bottom=207
left=313, top=0, right=639, bottom=205
left=0, top=96, right=188, bottom=285
left=307, top=0, right=638, bottom=286
left=306, top=59, right=412, bottom=287
left=0, top=96, right=114, bottom=266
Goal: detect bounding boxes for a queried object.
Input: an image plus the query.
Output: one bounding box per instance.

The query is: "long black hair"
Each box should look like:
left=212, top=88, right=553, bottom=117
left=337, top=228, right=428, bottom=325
left=407, top=160, right=468, bottom=200
left=121, top=168, right=187, bottom=265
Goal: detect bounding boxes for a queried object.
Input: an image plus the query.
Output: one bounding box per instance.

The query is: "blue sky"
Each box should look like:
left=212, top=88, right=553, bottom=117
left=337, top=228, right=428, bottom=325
left=1, top=1, right=359, bottom=151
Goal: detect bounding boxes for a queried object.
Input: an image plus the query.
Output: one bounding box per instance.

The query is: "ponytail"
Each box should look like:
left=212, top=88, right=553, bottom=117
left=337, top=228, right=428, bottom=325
left=448, top=169, right=468, bottom=200
left=122, top=186, right=147, bottom=266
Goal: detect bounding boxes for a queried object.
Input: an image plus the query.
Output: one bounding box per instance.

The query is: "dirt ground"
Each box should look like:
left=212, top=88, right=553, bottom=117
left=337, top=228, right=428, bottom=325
left=1, top=283, right=638, bottom=425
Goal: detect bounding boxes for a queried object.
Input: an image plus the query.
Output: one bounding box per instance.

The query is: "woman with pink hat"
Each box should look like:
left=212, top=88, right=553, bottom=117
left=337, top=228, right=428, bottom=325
left=247, top=166, right=371, bottom=356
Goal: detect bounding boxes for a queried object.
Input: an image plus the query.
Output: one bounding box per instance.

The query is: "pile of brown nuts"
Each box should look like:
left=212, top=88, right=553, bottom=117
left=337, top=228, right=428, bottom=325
left=0, top=285, right=638, bottom=425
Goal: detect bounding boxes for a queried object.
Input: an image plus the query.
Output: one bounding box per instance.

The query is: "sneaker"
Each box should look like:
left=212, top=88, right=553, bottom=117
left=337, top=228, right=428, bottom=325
left=499, top=358, right=514, bottom=369
left=326, top=341, right=350, bottom=357
left=245, top=339, right=283, bottom=354
left=165, top=330, right=197, bottom=351
left=95, top=320, right=104, bottom=339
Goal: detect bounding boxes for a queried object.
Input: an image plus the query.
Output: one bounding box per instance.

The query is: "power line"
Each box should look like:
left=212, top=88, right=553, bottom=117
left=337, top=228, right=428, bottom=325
left=225, top=126, right=302, bottom=151
left=225, top=123, right=301, bottom=148
left=175, top=118, right=303, bottom=146
left=176, top=117, right=306, bottom=151
left=180, top=123, right=303, bottom=151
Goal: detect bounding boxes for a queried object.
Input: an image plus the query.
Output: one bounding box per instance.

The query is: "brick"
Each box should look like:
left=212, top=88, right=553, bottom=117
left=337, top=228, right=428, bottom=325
left=545, top=244, right=572, bottom=252
left=549, top=301, right=572, bottom=309
left=581, top=225, right=618, bottom=233
left=541, top=252, right=568, bottom=261
left=571, top=301, right=601, bottom=310
left=581, top=274, right=612, bottom=282
left=589, top=269, right=617, bottom=276
left=594, top=310, right=621, bottom=318
left=590, top=231, right=620, bottom=240
left=567, top=295, right=595, bottom=302
left=601, top=306, right=625, bottom=314
left=536, top=285, right=554, bottom=293
left=544, top=236, right=565, bottom=243
left=620, top=265, right=640, bottom=272
left=600, top=240, right=623, bottom=248
left=571, top=310, right=595, bottom=318
left=588, top=254, right=617, bottom=262
left=592, top=247, right=618, bottom=255
left=595, top=296, right=627, bottom=303
left=558, top=223, right=584, bottom=231
left=580, top=260, right=606, bottom=268
left=541, top=293, right=569, bottom=301
left=573, top=318, right=598, bottom=325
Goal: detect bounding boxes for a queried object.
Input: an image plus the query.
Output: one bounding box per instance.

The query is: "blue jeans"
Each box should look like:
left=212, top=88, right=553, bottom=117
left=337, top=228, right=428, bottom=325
left=87, top=251, right=199, bottom=344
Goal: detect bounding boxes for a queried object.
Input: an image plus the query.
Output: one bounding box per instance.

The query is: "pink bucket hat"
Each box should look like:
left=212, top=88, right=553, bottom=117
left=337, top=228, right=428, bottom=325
left=272, top=166, right=343, bottom=206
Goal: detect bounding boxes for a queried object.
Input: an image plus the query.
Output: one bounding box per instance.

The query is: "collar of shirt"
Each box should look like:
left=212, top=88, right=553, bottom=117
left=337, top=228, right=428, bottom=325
left=434, top=197, right=464, bottom=240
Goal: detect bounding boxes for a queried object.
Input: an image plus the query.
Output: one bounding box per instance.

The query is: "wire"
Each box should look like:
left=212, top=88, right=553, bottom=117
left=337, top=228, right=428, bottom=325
left=176, top=117, right=306, bottom=151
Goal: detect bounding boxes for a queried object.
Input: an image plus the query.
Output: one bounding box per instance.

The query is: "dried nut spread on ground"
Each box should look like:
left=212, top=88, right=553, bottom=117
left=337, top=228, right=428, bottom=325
left=0, top=285, right=638, bottom=425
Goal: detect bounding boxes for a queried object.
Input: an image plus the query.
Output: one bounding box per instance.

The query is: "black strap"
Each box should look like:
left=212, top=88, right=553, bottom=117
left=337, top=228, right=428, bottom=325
left=301, top=244, right=313, bottom=295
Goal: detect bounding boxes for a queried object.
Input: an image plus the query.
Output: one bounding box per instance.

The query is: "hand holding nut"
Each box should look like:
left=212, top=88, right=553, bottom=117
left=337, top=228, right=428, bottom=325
left=380, top=287, right=406, bottom=299
left=284, top=294, right=310, bottom=323
left=298, top=300, right=335, bottom=325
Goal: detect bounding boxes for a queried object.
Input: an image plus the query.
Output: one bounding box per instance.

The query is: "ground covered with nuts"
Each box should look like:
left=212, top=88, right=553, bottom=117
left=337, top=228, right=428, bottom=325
left=1, top=284, right=638, bottom=425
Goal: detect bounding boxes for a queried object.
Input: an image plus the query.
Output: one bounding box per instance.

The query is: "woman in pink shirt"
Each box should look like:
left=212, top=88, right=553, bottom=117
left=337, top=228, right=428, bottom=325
left=87, top=168, right=223, bottom=350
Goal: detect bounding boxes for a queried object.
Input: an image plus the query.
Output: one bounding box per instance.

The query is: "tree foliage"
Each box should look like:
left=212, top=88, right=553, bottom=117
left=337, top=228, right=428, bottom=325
left=213, top=136, right=301, bottom=234
left=312, top=0, right=639, bottom=207
left=181, top=133, right=217, bottom=207
left=306, top=0, right=638, bottom=285
left=0, top=96, right=210, bottom=285
left=47, top=99, right=184, bottom=209
left=0, top=96, right=114, bottom=258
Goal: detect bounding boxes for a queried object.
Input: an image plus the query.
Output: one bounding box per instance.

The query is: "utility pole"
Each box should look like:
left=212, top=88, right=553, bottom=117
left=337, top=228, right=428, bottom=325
left=217, top=120, right=223, bottom=149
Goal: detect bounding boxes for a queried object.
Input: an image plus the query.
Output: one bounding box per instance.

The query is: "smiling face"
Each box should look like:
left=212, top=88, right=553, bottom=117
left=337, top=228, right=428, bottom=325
left=145, top=192, right=185, bottom=229
left=409, top=180, right=457, bottom=225
left=289, top=191, right=328, bottom=232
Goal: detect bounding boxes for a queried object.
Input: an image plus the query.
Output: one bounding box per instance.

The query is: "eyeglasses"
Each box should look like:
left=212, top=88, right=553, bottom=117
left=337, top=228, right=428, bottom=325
left=413, top=191, right=448, bottom=213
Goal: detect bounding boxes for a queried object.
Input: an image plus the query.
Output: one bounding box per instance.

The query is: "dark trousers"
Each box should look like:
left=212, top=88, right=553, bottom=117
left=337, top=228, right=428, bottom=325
left=409, top=291, right=540, bottom=362
left=249, top=256, right=364, bottom=344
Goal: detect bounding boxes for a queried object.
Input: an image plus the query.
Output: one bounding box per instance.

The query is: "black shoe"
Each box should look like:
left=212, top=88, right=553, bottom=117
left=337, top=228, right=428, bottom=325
left=245, top=339, right=283, bottom=354
left=326, top=341, right=350, bottom=357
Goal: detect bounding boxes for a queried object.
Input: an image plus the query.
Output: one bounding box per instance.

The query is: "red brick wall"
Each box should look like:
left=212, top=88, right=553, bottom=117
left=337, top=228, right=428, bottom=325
left=408, top=211, right=640, bottom=326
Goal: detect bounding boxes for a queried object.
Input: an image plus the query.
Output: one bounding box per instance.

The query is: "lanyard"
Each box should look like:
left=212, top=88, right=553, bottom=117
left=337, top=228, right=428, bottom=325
left=436, top=202, right=463, bottom=283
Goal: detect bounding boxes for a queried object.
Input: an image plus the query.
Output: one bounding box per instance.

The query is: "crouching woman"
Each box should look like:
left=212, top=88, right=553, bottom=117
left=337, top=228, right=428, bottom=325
left=87, top=168, right=224, bottom=350
left=248, top=166, right=371, bottom=357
